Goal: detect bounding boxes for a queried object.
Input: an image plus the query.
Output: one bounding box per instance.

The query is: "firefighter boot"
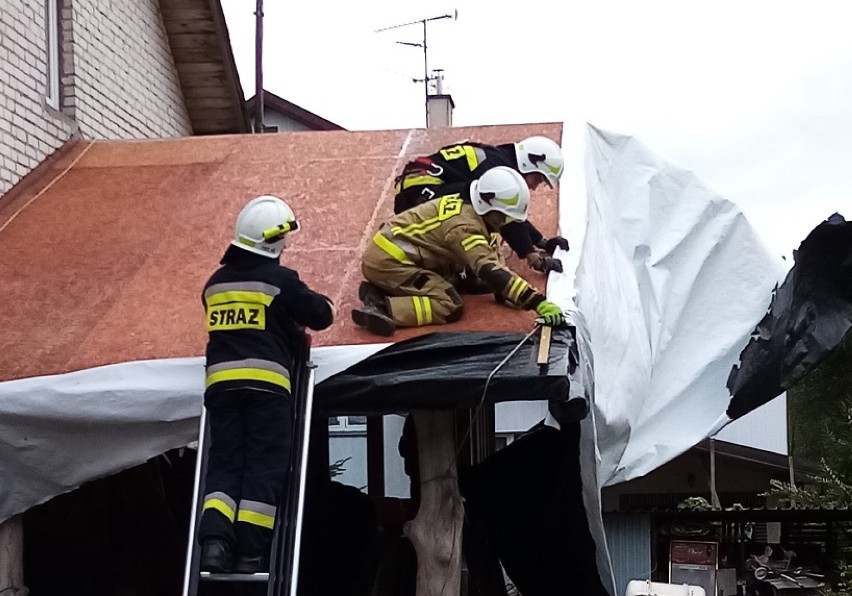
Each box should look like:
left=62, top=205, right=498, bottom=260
left=352, top=298, right=396, bottom=337
left=200, top=539, right=234, bottom=573
left=234, top=553, right=270, bottom=574
left=359, top=281, right=388, bottom=307
left=351, top=303, right=396, bottom=336
left=353, top=282, right=395, bottom=336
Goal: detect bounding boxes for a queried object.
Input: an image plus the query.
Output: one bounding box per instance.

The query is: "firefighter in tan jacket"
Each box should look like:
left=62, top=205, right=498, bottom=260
left=352, top=166, right=565, bottom=336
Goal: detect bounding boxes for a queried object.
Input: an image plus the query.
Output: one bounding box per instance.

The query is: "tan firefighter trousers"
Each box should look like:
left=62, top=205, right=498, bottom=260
left=361, top=241, right=464, bottom=327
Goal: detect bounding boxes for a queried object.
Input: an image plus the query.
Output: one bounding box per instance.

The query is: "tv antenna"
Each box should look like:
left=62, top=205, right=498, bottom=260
left=375, top=11, right=457, bottom=126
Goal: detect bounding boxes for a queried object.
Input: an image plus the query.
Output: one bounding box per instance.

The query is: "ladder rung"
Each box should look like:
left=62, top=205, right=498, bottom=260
left=199, top=571, right=270, bottom=583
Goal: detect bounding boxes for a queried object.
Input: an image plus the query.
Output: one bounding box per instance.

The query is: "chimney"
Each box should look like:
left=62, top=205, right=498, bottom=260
left=426, top=69, right=454, bottom=128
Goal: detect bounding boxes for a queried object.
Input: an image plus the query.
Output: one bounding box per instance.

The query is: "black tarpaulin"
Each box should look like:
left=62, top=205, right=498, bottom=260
left=727, top=213, right=852, bottom=419
left=315, top=331, right=572, bottom=414
left=461, top=423, right=609, bottom=596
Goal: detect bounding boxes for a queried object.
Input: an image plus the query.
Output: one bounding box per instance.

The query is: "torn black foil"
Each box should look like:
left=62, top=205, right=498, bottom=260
left=727, top=213, right=852, bottom=419
left=315, top=331, right=572, bottom=414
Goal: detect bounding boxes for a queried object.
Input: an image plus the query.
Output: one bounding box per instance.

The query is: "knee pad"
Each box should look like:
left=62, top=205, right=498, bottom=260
left=444, top=288, right=465, bottom=322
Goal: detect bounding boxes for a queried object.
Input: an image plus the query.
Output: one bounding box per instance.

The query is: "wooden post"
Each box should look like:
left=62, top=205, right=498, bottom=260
left=709, top=438, right=721, bottom=509
left=0, top=514, right=27, bottom=595
left=788, top=455, right=797, bottom=508
left=404, top=410, right=464, bottom=596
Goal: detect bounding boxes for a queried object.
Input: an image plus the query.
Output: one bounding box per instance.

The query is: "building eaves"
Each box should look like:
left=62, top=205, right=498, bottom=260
left=694, top=438, right=819, bottom=476
left=158, top=0, right=250, bottom=134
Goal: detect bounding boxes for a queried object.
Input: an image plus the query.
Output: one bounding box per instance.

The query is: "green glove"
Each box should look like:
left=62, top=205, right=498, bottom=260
left=535, top=300, right=564, bottom=326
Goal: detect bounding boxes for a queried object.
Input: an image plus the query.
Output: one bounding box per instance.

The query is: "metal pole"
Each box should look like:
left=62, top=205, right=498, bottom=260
left=254, top=0, right=264, bottom=133
left=422, top=19, right=428, bottom=127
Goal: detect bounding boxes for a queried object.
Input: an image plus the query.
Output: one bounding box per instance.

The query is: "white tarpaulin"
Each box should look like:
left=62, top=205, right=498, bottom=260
left=0, top=344, right=388, bottom=524
left=570, top=125, right=787, bottom=487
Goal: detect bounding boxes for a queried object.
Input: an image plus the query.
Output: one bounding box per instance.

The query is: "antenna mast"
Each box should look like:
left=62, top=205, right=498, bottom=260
left=375, top=11, right=457, bottom=126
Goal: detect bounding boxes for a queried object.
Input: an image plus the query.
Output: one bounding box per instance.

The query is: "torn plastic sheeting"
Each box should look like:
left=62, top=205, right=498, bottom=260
left=727, top=213, right=852, bottom=419
left=314, top=331, right=572, bottom=414
left=574, top=125, right=787, bottom=486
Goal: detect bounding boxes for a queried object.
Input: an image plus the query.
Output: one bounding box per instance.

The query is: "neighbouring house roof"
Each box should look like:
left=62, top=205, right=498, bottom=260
left=0, top=123, right=562, bottom=382
left=693, top=438, right=815, bottom=474
left=246, top=90, right=346, bottom=131
left=158, top=0, right=250, bottom=134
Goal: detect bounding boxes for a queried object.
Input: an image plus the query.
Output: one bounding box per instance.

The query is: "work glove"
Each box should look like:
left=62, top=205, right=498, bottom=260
left=535, top=300, right=565, bottom=326
left=526, top=251, right=564, bottom=274
left=537, top=236, right=570, bottom=255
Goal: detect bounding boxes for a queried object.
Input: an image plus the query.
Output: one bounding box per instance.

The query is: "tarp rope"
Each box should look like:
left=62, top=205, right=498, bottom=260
left=454, top=322, right=543, bottom=464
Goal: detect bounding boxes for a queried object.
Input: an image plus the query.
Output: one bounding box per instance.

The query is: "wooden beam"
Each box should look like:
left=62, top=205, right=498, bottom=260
left=710, top=437, right=721, bottom=509
left=160, top=8, right=212, bottom=22
left=161, top=18, right=217, bottom=34
left=404, top=411, right=463, bottom=596
left=175, top=62, right=226, bottom=74
left=170, top=48, right=224, bottom=63
left=537, top=325, right=552, bottom=365
left=168, top=32, right=221, bottom=50
left=0, top=515, right=26, bottom=595
left=192, top=122, right=243, bottom=134
left=178, top=72, right=228, bottom=88
left=180, top=85, right=236, bottom=99
left=186, top=107, right=239, bottom=120
left=185, top=96, right=241, bottom=110
left=160, top=0, right=207, bottom=8
left=204, top=0, right=250, bottom=131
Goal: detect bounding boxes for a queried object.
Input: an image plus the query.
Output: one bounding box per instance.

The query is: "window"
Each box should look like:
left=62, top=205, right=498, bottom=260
left=328, top=415, right=368, bottom=433
left=45, top=0, right=60, bottom=109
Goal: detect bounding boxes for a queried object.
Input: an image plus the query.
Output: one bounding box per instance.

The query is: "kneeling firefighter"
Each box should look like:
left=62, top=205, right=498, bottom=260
left=352, top=166, right=564, bottom=336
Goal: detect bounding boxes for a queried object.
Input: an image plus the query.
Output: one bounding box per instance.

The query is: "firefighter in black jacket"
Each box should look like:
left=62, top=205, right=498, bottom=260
left=353, top=166, right=565, bottom=336
left=199, top=195, right=334, bottom=574
left=393, top=135, right=570, bottom=274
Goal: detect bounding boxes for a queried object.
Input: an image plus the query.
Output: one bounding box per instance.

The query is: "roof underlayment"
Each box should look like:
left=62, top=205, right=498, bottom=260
left=0, top=123, right=562, bottom=382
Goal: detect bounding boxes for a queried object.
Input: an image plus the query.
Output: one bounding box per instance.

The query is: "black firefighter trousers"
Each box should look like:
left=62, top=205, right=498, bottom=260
left=198, top=388, right=294, bottom=557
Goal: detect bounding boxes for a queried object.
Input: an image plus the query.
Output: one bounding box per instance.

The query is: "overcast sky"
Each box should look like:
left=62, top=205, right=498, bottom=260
left=221, top=0, right=851, bottom=261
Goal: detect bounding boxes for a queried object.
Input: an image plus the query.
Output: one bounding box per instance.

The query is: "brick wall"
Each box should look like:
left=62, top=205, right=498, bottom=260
left=0, top=0, right=192, bottom=196
left=69, top=0, right=191, bottom=140
left=0, top=1, right=76, bottom=195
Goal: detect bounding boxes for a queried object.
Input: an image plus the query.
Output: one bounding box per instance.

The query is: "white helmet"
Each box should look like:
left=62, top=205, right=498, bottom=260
left=470, top=166, right=530, bottom=222
left=231, top=195, right=299, bottom=258
left=514, top=136, right=564, bottom=188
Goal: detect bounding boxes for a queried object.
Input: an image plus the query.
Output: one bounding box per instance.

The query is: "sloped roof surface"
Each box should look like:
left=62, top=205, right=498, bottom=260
left=0, top=123, right=562, bottom=381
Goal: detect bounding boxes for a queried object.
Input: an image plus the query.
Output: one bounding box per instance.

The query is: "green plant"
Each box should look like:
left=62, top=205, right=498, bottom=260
left=677, top=496, right=713, bottom=511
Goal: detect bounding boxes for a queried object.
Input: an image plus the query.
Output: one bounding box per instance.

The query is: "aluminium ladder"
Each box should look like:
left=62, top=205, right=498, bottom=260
left=182, top=338, right=316, bottom=596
